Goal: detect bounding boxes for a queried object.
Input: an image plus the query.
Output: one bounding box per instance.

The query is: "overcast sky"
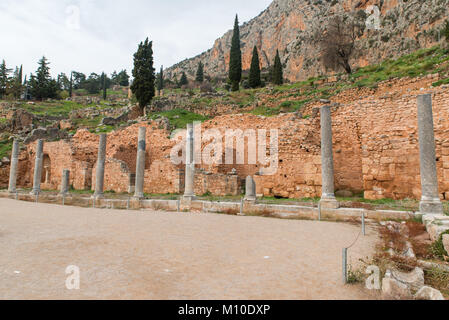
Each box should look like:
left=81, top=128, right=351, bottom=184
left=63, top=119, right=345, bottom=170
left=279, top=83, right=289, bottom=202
left=0, top=0, right=272, bottom=78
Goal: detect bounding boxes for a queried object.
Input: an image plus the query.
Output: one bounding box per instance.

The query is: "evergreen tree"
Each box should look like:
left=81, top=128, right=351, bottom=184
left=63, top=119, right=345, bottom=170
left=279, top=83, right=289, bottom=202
left=157, top=66, right=164, bottom=91
left=0, top=60, right=12, bottom=99
left=248, top=46, right=261, bottom=88
left=29, top=56, right=58, bottom=100
left=11, top=65, right=23, bottom=99
left=272, top=50, right=283, bottom=85
left=228, top=15, right=242, bottom=91
left=131, top=37, right=155, bottom=111
left=118, top=70, right=130, bottom=86
left=179, top=72, right=188, bottom=87
left=57, top=72, right=70, bottom=91
left=72, top=71, right=86, bottom=89
left=23, top=75, right=29, bottom=100
left=195, top=62, right=204, bottom=83
left=444, top=20, right=449, bottom=43
left=69, top=72, right=73, bottom=98
left=102, top=72, right=107, bottom=100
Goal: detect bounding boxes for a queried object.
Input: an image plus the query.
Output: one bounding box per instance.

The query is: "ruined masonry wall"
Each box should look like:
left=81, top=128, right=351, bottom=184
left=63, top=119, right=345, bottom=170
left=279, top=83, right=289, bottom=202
left=14, top=86, right=449, bottom=201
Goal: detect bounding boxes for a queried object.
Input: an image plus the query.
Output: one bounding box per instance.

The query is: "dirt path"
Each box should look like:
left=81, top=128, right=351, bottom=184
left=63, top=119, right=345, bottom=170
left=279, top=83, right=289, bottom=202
left=0, top=198, right=379, bottom=300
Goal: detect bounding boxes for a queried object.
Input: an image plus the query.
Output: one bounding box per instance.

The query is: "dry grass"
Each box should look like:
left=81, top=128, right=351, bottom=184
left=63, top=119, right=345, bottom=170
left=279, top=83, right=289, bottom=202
left=425, top=267, right=449, bottom=297
left=221, top=208, right=240, bottom=215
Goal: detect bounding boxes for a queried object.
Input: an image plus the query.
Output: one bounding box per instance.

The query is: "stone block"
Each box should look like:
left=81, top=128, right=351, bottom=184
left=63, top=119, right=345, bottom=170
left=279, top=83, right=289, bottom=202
left=382, top=276, right=412, bottom=300
left=415, top=286, right=445, bottom=300
left=443, top=234, right=449, bottom=256
left=391, top=267, right=424, bottom=291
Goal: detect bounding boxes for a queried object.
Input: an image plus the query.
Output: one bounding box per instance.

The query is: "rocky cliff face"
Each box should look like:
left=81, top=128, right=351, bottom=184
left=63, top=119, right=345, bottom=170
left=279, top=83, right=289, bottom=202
left=165, top=0, right=449, bottom=82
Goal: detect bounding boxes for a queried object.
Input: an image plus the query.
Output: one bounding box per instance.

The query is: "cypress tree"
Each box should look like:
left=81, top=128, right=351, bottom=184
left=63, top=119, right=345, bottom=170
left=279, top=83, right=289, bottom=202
left=102, top=72, right=107, bottom=100
left=272, top=50, right=283, bottom=85
left=69, top=72, right=73, bottom=98
left=157, top=66, right=164, bottom=92
left=179, top=72, right=188, bottom=87
left=131, top=38, right=156, bottom=111
left=229, top=15, right=242, bottom=91
left=444, top=20, right=449, bottom=43
left=195, top=62, right=204, bottom=83
left=248, top=46, right=261, bottom=88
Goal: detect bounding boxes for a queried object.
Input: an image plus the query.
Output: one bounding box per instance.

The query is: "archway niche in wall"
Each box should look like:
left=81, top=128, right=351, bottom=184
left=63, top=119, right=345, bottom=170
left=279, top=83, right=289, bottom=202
left=42, top=154, right=51, bottom=184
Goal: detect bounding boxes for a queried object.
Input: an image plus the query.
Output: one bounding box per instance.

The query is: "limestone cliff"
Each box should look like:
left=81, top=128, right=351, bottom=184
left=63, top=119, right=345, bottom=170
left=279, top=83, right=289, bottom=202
left=165, top=0, right=449, bottom=82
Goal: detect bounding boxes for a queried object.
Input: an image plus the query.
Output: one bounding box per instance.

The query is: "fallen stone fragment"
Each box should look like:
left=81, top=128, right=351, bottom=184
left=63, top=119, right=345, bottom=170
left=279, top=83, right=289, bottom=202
left=415, top=286, right=445, bottom=300
left=391, top=267, right=424, bottom=291
left=382, top=275, right=412, bottom=300
left=443, top=234, right=449, bottom=256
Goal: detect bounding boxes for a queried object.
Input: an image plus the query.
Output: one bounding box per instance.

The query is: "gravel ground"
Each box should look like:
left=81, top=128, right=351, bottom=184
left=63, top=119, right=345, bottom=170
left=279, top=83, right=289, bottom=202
left=0, top=198, right=379, bottom=300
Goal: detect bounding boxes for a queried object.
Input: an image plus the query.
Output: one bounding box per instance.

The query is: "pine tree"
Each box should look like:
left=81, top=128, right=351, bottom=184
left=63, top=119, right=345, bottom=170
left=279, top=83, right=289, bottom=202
left=29, top=56, right=58, bottom=100
left=195, top=62, right=204, bottom=83
left=229, top=15, right=242, bottom=91
left=102, top=72, right=107, bottom=100
left=248, top=46, right=261, bottom=88
left=0, top=60, right=12, bottom=99
left=272, top=50, right=283, bottom=85
left=131, top=38, right=155, bottom=111
left=157, top=66, right=164, bottom=92
left=179, top=72, right=188, bottom=87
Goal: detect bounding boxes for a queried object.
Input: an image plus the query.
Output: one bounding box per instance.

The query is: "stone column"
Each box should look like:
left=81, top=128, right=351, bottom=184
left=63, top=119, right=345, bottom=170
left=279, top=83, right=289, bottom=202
left=244, top=176, right=256, bottom=201
left=93, top=134, right=107, bottom=199
left=128, top=173, right=136, bottom=194
left=134, top=127, right=146, bottom=199
left=319, top=106, right=339, bottom=209
left=60, top=169, right=70, bottom=196
left=30, top=139, right=44, bottom=195
left=8, top=139, right=19, bottom=193
left=417, top=94, right=443, bottom=215
left=183, top=123, right=196, bottom=200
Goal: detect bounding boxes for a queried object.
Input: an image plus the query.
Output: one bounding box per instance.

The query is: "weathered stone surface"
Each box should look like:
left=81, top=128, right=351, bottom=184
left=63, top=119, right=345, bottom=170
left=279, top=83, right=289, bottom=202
left=391, top=267, right=425, bottom=292
left=335, top=190, right=353, bottom=198
left=415, top=286, right=445, bottom=300
left=443, top=234, right=449, bottom=256
left=427, top=223, right=449, bottom=242
left=382, top=276, right=412, bottom=300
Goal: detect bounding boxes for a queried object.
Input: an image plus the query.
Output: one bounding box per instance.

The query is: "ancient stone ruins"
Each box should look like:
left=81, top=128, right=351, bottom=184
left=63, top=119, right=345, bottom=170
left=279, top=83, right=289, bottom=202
left=3, top=93, right=449, bottom=241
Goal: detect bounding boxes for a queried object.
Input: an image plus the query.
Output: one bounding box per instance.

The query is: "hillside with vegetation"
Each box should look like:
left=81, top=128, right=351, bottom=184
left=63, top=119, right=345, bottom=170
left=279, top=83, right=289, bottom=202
left=1, top=44, right=449, bottom=162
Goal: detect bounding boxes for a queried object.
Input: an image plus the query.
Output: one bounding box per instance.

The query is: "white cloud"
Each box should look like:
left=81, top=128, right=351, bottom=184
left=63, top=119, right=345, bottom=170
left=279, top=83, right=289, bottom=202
left=0, top=0, right=272, bottom=77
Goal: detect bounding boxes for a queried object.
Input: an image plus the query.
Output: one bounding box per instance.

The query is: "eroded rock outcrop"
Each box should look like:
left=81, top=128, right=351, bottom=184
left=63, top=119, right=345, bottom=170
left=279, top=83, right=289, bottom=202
left=166, top=0, right=449, bottom=82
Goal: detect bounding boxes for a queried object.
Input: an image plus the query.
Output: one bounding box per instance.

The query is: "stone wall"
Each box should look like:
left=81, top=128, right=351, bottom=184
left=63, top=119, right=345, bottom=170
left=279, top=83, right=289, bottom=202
left=13, top=85, right=449, bottom=201
left=194, top=171, right=241, bottom=196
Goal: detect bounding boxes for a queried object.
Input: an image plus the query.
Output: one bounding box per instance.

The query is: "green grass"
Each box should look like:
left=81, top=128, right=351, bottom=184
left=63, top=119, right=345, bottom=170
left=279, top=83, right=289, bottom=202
left=149, top=108, right=208, bottom=130
left=0, top=137, right=12, bottom=159
left=250, top=99, right=311, bottom=117
left=20, top=100, right=118, bottom=118
left=267, top=45, right=449, bottom=104
left=350, top=46, right=449, bottom=88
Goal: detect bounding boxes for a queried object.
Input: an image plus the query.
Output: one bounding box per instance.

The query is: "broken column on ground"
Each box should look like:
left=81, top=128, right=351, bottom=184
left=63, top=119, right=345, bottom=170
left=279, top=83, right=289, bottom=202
left=319, top=105, right=339, bottom=209
left=244, top=176, right=256, bottom=201
left=8, top=139, right=20, bottom=193
left=134, top=127, right=147, bottom=199
left=93, top=133, right=107, bottom=199
left=183, top=123, right=196, bottom=200
left=60, top=169, right=70, bottom=196
left=417, top=94, right=443, bottom=215
left=30, top=139, right=44, bottom=195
